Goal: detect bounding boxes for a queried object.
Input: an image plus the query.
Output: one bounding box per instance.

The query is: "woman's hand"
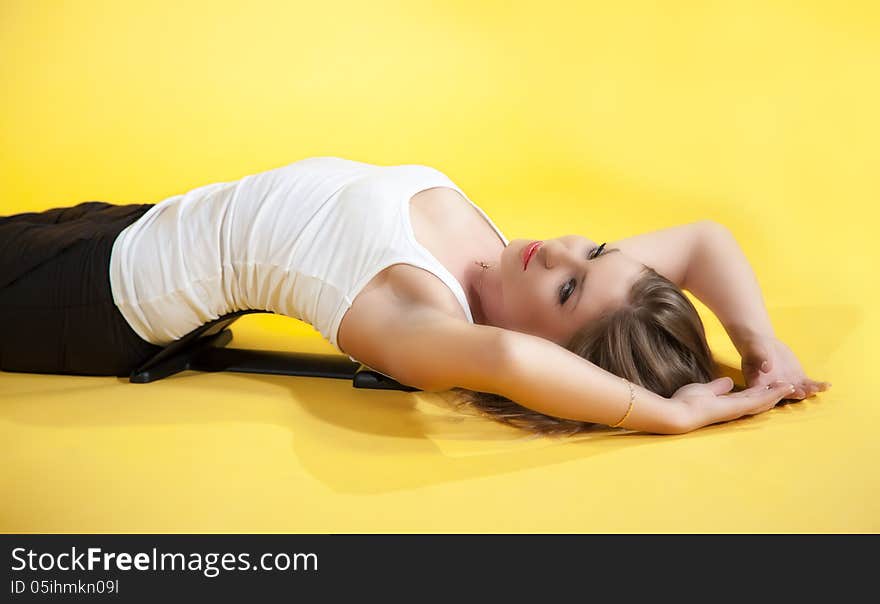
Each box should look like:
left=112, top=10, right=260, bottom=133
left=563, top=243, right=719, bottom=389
left=670, top=377, right=797, bottom=433
left=738, top=334, right=832, bottom=399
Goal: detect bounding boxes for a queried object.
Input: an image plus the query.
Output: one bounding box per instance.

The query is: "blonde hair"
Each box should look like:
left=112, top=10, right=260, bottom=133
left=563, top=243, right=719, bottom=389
left=449, top=267, right=718, bottom=436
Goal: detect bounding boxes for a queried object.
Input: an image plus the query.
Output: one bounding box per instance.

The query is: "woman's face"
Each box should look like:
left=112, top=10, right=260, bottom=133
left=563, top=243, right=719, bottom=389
left=494, top=235, right=647, bottom=346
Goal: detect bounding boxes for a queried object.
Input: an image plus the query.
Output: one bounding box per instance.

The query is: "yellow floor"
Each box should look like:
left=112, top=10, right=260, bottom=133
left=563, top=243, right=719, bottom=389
left=1, top=1, right=877, bottom=532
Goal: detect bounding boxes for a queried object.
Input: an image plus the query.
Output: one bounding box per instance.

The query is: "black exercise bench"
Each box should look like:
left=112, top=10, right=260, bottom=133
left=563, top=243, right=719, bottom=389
left=128, top=309, right=419, bottom=392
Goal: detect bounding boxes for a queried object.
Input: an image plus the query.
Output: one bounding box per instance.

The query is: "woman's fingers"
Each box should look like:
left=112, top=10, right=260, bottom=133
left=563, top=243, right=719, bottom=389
left=745, top=378, right=831, bottom=401
left=810, top=380, right=831, bottom=393
left=801, top=379, right=832, bottom=398
left=737, top=378, right=831, bottom=400
left=709, top=376, right=736, bottom=394
left=727, top=380, right=792, bottom=398
left=719, top=382, right=795, bottom=423
left=753, top=382, right=796, bottom=411
left=699, top=378, right=831, bottom=428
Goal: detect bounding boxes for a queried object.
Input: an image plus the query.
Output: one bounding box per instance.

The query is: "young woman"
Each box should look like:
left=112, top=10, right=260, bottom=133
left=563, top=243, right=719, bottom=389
left=0, top=156, right=830, bottom=435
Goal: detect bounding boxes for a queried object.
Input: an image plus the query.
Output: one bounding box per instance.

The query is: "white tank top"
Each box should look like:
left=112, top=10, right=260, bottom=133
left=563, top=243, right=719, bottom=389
left=108, top=156, right=509, bottom=368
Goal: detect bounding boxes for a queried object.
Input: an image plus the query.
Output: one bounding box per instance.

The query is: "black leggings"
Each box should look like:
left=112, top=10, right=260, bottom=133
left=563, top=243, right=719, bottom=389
left=0, top=201, right=163, bottom=377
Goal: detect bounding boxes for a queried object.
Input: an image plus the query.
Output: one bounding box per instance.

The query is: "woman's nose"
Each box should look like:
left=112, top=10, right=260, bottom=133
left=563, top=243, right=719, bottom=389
left=542, top=240, right=578, bottom=270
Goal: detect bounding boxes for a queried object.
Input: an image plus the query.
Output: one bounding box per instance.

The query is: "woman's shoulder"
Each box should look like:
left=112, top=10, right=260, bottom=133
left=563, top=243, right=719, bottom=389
left=337, top=269, right=468, bottom=365
left=338, top=290, right=498, bottom=392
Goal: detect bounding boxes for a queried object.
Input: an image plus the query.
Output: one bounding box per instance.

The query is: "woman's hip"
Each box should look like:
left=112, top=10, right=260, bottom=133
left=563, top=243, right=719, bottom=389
left=0, top=201, right=161, bottom=377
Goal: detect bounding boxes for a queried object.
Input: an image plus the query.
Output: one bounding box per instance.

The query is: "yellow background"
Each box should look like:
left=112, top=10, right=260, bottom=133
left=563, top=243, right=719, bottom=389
left=1, top=0, right=877, bottom=532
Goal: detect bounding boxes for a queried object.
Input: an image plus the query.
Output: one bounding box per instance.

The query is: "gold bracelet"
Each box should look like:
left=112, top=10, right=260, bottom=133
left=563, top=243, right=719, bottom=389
left=610, top=378, right=635, bottom=428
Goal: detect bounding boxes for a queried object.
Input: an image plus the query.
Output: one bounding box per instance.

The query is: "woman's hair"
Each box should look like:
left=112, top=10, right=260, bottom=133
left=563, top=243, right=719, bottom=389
left=449, top=266, right=718, bottom=436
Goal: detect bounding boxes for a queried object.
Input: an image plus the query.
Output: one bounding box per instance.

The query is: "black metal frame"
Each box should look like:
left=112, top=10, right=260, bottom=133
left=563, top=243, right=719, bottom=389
left=128, top=309, right=419, bottom=391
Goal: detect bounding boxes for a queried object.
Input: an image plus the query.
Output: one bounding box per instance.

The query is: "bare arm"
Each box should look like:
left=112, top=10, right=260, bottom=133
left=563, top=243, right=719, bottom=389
left=363, top=302, right=687, bottom=433
left=608, top=219, right=774, bottom=350
left=498, top=329, right=685, bottom=434
left=608, top=220, right=707, bottom=288
left=683, top=221, right=776, bottom=355
left=498, top=328, right=797, bottom=434
left=361, top=280, right=790, bottom=435
left=682, top=221, right=830, bottom=397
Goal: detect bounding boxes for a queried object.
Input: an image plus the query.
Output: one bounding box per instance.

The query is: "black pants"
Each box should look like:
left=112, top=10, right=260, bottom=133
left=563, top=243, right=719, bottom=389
left=0, top=201, right=163, bottom=377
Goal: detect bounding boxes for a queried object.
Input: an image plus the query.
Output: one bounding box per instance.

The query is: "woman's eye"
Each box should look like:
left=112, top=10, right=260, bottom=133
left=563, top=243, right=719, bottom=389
left=559, top=279, right=576, bottom=305
left=559, top=246, right=602, bottom=305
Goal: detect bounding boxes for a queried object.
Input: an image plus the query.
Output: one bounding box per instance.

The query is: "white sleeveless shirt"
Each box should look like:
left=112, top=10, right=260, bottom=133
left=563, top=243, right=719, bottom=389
left=108, top=156, right=509, bottom=367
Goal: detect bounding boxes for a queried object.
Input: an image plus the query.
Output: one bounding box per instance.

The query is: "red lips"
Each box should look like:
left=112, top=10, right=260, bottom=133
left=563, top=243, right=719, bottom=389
left=522, top=241, right=542, bottom=270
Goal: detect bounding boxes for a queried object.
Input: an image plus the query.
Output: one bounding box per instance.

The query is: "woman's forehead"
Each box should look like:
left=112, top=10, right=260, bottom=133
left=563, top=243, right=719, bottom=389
left=580, top=250, right=641, bottom=314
